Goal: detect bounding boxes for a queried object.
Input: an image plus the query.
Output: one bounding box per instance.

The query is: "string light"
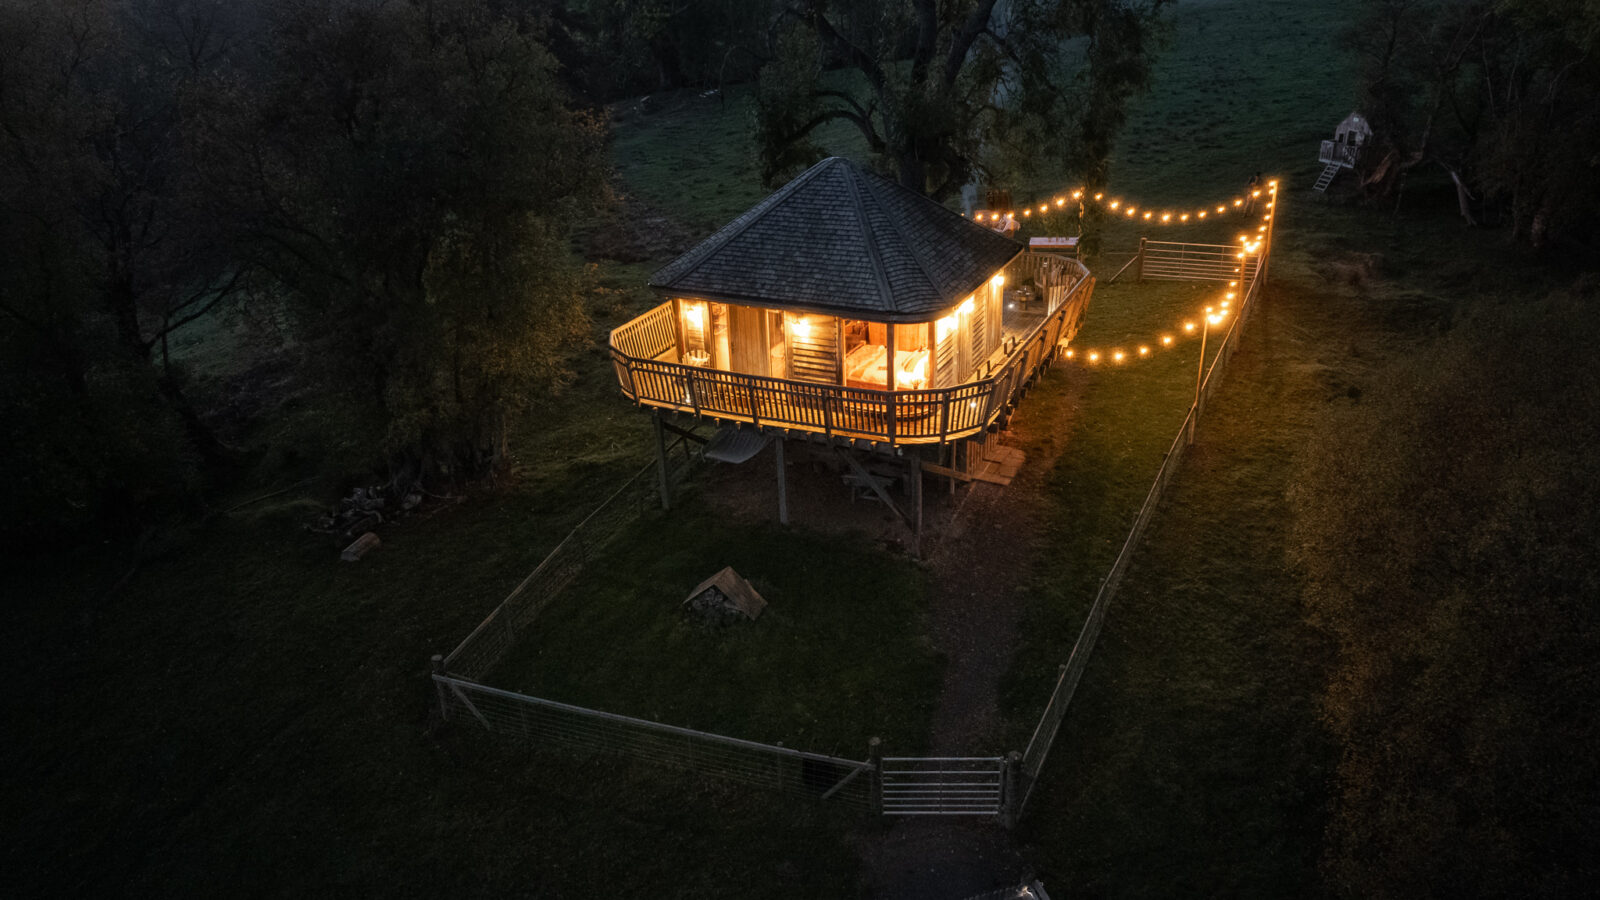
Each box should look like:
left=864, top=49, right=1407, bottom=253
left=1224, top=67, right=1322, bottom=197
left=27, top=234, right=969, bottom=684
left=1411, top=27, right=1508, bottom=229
left=970, top=175, right=1281, bottom=227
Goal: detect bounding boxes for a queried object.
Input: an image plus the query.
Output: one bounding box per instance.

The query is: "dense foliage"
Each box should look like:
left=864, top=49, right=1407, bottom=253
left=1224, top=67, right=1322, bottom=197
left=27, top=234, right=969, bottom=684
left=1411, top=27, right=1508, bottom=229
left=1290, top=290, right=1600, bottom=896
left=0, top=0, right=604, bottom=543
left=197, top=0, right=604, bottom=481
left=1349, top=0, right=1600, bottom=247
left=753, top=0, right=1170, bottom=197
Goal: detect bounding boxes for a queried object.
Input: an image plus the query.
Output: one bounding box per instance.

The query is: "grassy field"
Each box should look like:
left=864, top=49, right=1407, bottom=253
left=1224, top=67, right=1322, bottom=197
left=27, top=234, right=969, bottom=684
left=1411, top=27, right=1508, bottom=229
left=492, top=496, right=942, bottom=756
left=7, top=0, right=1545, bottom=895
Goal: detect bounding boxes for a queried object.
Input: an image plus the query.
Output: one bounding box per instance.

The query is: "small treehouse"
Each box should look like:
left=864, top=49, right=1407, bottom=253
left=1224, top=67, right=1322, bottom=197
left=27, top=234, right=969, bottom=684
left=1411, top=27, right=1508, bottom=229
left=608, top=157, right=1094, bottom=544
left=1315, top=111, right=1372, bottom=192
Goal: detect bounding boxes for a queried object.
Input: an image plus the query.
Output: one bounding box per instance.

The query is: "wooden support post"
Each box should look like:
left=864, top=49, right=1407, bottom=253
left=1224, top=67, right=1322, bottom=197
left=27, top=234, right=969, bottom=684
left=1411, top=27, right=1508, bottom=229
left=431, top=654, right=449, bottom=720
left=1002, top=749, right=1024, bottom=828
left=653, top=410, right=673, bottom=510
left=908, top=454, right=923, bottom=558
left=1136, top=236, right=1147, bottom=283
left=775, top=436, right=789, bottom=525
left=868, top=736, right=883, bottom=813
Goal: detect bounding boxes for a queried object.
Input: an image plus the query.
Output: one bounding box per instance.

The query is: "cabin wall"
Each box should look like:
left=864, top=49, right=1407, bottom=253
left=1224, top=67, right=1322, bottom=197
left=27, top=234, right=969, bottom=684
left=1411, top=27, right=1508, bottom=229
left=670, top=292, right=995, bottom=391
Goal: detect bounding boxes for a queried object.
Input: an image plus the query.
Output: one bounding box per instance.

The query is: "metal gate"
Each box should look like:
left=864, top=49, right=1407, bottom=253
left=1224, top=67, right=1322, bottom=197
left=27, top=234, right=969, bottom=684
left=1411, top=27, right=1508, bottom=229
left=880, top=757, right=1006, bottom=815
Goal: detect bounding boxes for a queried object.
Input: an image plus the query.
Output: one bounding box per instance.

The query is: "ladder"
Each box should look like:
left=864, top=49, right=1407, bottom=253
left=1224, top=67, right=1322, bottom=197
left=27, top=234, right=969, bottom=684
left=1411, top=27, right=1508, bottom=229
left=1313, top=162, right=1341, bottom=193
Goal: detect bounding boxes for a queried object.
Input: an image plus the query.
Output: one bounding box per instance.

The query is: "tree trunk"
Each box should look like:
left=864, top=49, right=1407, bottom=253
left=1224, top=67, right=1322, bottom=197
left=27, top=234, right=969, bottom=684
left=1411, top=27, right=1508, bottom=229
left=897, top=152, right=926, bottom=195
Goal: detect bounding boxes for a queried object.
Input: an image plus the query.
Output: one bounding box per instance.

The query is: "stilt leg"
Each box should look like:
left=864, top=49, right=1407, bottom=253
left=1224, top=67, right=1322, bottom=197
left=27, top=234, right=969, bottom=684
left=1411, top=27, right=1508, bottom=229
left=775, top=437, right=789, bottom=525
left=653, top=411, right=672, bottom=511
left=908, top=455, right=923, bottom=557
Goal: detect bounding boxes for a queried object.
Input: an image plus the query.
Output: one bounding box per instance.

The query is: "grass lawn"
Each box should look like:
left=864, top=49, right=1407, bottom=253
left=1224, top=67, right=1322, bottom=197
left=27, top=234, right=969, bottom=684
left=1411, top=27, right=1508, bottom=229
left=491, top=495, right=942, bottom=758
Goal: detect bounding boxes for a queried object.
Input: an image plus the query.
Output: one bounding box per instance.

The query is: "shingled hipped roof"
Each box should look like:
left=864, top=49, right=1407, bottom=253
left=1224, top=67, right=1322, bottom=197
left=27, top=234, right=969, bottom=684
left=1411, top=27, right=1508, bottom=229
left=649, top=157, right=1023, bottom=322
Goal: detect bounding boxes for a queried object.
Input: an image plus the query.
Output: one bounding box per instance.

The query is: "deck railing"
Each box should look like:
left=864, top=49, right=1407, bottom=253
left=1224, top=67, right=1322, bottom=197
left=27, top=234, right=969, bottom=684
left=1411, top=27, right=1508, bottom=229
left=1318, top=139, right=1360, bottom=168
left=608, top=255, right=1093, bottom=446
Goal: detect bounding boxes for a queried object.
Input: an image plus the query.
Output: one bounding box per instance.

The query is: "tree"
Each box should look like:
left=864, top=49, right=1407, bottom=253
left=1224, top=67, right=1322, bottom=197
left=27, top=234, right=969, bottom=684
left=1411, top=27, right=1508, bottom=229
left=195, top=0, right=606, bottom=481
left=0, top=0, right=207, bottom=542
left=1347, top=0, right=1600, bottom=247
left=1289, top=295, right=1600, bottom=897
left=752, top=0, right=1169, bottom=198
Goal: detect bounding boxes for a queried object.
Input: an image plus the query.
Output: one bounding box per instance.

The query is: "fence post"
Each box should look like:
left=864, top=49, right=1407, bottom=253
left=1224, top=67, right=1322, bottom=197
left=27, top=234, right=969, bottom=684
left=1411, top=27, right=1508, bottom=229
left=1001, top=750, right=1024, bottom=828
left=1135, top=237, right=1147, bottom=283
left=432, top=654, right=449, bottom=720
left=868, top=736, right=883, bottom=813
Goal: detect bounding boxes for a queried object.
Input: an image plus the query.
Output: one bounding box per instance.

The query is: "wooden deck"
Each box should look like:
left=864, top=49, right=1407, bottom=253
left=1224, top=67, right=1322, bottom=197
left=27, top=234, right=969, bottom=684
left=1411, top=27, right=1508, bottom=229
left=610, top=254, right=1094, bottom=447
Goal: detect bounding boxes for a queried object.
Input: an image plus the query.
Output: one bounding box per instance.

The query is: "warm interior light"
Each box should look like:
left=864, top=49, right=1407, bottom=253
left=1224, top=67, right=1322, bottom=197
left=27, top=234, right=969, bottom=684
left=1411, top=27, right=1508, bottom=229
left=991, top=274, right=1005, bottom=288
left=790, top=317, right=810, bottom=339
left=959, top=296, right=975, bottom=316
left=936, top=314, right=957, bottom=340
left=895, top=356, right=929, bottom=387
left=684, top=303, right=705, bottom=329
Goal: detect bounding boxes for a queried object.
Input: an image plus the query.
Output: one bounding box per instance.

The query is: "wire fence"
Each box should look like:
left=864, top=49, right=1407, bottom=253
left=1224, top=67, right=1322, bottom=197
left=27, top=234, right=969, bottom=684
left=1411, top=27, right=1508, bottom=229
left=1017, top=202, right=1276, bottom=812
left=431, top=429, right=882, bottom=813
left=434, top=674, right=879, bottom=811
left=439, top=436, right=696, bottom=683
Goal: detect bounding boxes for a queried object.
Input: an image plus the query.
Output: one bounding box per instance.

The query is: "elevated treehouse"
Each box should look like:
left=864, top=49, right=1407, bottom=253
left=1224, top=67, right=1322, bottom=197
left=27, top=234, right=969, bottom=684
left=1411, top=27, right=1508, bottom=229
left=608, top=157, right=1094, bottom=456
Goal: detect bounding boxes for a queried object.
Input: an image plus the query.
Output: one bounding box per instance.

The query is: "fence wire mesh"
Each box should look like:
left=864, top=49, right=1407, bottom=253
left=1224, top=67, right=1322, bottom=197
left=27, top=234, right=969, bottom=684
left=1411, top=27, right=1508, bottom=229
left=437, top=675, right=878, bottom=811
left=441, top=442, right=694, bottom=682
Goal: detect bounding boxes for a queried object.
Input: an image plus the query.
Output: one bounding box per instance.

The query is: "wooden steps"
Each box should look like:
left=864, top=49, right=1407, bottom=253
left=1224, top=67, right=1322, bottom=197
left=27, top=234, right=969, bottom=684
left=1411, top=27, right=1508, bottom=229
left=1313, top=162, right=1341, bottom=193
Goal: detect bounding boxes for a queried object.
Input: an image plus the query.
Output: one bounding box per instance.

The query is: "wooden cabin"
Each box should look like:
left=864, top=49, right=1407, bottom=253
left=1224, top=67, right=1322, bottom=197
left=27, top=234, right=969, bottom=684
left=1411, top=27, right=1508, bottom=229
left=608, top=157, right=1093, bottom=456
left=1319, top=111, right=1371, bottom=170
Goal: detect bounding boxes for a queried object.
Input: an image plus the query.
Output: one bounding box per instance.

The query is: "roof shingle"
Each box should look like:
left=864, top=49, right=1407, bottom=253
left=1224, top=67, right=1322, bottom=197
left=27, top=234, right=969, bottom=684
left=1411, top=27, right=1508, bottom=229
left=649, top=157, right=1022, bottom=321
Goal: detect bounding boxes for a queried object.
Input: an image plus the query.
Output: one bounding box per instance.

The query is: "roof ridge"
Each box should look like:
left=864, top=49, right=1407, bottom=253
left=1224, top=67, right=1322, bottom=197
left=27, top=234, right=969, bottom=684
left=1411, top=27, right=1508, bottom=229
left=843, top=164, right=895, bottom=314
left=652, top=158, right=842, bottom=288
left=858, top=168, right=946, bottom=312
